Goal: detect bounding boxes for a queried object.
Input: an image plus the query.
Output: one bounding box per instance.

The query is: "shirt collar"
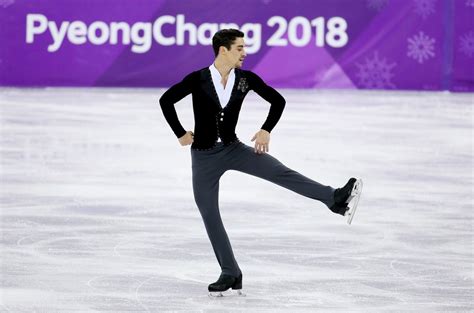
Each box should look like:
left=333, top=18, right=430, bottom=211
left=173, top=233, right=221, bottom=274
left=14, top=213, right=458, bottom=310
left=209, top=63, right=235, bottom=81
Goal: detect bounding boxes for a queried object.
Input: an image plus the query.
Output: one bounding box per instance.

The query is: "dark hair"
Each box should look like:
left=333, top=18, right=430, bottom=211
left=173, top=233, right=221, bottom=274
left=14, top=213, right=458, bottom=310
left=212, top=29, right=244, bottom=57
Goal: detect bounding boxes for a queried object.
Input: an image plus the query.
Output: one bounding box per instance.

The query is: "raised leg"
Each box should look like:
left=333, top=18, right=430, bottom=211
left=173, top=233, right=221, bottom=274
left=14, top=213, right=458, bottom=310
left=229, top=143, right=335, bottom=209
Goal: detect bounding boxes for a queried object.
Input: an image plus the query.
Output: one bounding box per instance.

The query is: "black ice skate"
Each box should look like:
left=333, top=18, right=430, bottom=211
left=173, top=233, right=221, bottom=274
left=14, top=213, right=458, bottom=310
left=330, top=177, right=363, bottom=225
left=208, top=273, right=244, bottom=297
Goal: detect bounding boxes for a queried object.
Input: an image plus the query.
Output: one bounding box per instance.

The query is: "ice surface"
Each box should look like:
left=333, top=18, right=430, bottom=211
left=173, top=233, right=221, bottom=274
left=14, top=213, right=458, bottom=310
left=0, top=88, right=472, bottom=312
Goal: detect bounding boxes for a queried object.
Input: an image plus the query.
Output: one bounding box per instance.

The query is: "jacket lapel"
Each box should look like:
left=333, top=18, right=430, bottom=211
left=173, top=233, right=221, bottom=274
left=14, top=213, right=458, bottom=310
left=227, top=69, right=241, bottom=106
left=201, top=68, right=222, bottom=109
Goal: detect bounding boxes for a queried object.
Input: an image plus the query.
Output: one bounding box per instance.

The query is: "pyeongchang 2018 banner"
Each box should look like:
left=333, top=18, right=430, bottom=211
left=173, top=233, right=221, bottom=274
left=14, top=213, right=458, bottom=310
left=0, top=0, right=473, bottom=91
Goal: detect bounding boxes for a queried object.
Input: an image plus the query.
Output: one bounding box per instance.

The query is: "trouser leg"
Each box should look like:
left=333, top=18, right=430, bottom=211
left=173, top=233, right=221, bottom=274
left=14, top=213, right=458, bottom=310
left=191, top=152, right=241, bottom=277
left=230, top=143, right=335, bottom=208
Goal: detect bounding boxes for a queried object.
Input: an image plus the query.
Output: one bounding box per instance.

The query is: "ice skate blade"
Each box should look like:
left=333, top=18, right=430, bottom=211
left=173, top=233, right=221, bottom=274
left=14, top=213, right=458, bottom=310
left=208, top=289, right=246, bottom=298
left=345, top=179, right=363, bottom=225
left=209, top=291, right=224, bottom=297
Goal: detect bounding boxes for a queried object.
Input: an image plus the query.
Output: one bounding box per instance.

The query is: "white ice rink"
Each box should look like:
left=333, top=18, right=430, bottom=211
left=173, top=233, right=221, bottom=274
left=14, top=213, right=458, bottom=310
left=0, top=88, right=472, bottom=312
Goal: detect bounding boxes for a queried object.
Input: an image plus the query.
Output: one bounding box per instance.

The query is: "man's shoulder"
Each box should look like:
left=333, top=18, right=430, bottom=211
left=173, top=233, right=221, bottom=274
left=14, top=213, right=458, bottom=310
left=185, top=67, right=212, bottom=80
left=236, top=69, right=261, bottom=80
left=183, top=68, right=205, bottom=78
left=235, top=69, right=264, bottom=85
left=236, top=68, right=254, bottom=76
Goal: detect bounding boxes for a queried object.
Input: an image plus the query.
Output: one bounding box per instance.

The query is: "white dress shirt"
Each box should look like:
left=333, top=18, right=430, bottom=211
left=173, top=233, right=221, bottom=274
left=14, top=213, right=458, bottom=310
left=209, top=64, right=235, bottom=142
left=209, top=63, right=235, bottom=108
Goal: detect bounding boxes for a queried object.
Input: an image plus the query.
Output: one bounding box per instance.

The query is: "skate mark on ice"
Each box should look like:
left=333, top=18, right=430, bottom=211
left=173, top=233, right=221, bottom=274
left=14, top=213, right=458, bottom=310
left=0, top=304, right=13, bottom=312
left=113, top=238, right=135, bottom=257
left=86, top=274, right=145, bottom=311
left=390, top=259, right=432, bottom=289
left=134, top=276, right=155, bottom=313
left=16, top=234, right=35, bottom=246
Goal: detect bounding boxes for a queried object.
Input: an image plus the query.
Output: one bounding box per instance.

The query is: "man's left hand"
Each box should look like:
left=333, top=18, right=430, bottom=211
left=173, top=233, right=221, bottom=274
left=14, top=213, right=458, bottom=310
left=251, top=129, right=270, bottom=154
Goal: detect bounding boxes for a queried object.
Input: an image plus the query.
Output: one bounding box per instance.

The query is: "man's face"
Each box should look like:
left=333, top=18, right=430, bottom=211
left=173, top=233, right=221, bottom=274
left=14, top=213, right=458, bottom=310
left=224, top=37, right=247, bottom=68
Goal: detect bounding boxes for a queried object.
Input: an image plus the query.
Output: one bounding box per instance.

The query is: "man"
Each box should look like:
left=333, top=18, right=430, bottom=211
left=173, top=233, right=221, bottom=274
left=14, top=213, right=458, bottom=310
left=159, top=29, right=362, bottom=296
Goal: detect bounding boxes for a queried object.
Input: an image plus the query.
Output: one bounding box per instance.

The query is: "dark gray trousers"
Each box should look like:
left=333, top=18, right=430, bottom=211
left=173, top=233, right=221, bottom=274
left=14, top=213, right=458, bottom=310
left=191, top=141, right=335, bottom=276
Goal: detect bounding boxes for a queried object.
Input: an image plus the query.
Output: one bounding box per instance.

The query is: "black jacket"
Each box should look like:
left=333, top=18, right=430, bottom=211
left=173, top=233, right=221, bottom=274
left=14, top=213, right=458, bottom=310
left=159, top=67, right=286, bottom=150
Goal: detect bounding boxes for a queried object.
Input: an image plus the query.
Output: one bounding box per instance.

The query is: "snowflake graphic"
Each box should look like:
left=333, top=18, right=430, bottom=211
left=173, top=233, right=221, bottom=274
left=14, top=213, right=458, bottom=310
left=459, top=31, right=474, bottom=58
left=0, top=0, right=15, bottom=8
left=356, top=51, right=397, bottom=89
left=413, top=0, right=437, bottom=19
left=367, top=0, right=389, bottom=11
left=466, top=0, right=474, bottom=8
left=407, top=31, right=436, bottom=64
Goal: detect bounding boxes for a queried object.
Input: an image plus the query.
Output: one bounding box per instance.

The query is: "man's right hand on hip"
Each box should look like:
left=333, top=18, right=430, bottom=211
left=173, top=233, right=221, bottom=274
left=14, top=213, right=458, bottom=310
left=179, top=131, right=194, bottom=146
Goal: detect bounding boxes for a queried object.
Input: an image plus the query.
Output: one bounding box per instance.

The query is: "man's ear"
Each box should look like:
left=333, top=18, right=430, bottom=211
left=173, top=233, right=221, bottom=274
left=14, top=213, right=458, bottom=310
left=219, top=46, right=227, bottom=55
